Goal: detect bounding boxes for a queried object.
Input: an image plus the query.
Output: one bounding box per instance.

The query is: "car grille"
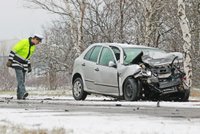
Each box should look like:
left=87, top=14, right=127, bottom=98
left=151, top=66, right=171, bottom=78
left=150, top=65, right=183, bottom=89
left=159, top=78, right=181, bottom=89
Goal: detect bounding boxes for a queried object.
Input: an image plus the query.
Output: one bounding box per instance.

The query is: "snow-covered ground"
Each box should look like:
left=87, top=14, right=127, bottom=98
left=0, top=107, right=200, bottom=134
left=0, top=95, right=200, bottom=134
left=1, top=88, right=200, bottom=134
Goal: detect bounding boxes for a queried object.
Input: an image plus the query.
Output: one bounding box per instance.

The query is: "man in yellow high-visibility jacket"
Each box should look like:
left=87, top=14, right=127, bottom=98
left=7, top=34, right=43, bottom=100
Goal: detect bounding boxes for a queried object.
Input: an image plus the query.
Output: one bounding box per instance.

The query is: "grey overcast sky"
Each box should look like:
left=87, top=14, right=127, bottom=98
left=0, top=0, right=54, bottom=40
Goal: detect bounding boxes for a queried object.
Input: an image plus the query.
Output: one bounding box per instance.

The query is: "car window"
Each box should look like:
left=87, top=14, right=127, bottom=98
left=89, top=46, right=102, bottom=62
left=123, top=48, right=142, bottom=64
left=84, top=47, right=94, bottom=60
left=110, top=46, right=120, bottom=61
left=99, top=47, right=115, bottom=66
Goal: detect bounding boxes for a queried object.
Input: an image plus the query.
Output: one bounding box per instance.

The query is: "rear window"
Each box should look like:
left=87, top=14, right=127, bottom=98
left=84, top=46, right=102, bottom=62
left=84, top=47, right=94, bottom=60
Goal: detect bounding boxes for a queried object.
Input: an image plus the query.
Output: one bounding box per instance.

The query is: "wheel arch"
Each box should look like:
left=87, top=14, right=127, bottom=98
left=72, top=73, right=88, bottom=100
left=122, top=76, right=142, bottom=101
left=72, top=73, right=82, bottom=84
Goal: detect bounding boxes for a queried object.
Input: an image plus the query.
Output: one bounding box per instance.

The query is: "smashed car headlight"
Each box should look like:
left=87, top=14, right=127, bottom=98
left=139, top=69, right=152, bottom=77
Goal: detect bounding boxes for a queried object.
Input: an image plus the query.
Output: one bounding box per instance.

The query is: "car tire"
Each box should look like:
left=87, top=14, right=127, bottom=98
left=179, top=89, right=190, bottom=102
left=123, top=77, right=138, bottom=101
left=72, top=77, right=87, bottom=100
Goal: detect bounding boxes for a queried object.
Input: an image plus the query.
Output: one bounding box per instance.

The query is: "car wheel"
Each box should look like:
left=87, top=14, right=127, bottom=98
left=123, top=77, right=138, bottom=101
left=72, top=78, right=87, bottom=100
left=179, top=89, right=190, bottom=102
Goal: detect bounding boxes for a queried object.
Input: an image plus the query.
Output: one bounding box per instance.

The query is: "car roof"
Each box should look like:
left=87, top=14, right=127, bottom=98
left=91, top=43, right=155, bottom=49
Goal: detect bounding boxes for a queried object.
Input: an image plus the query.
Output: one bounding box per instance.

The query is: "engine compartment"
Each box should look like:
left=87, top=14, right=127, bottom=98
left=132, top=51, right=187, bottom=100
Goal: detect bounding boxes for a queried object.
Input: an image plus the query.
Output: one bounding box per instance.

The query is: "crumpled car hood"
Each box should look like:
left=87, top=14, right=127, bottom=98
left=142, top=52, right=183, bottom=66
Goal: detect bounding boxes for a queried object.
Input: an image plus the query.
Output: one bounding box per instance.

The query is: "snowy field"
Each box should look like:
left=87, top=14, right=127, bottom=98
left=0, top=95, right=200, bottom=134
left=0, top=108, right=200, bottom=134
left=0, top=88, right=200, bottom=134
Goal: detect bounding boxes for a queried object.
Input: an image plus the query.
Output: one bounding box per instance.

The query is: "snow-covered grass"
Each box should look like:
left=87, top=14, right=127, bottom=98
left=0, top=108, right=200, bottom=134
left=0, top=122, right=66, bottom=134
left=0, top=88, right=200, bottom=134
left=191, top=89, right=200, bottom=99
left=0, top=88, right=72, bottom=97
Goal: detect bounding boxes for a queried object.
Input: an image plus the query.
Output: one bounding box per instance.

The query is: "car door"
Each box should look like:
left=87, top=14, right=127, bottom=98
left=81, top=46, right=102, bottom=91
left=94, top=47, right=119, bottom=96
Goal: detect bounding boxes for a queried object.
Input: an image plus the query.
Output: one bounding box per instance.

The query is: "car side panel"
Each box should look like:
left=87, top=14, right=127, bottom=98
left=80, top=59, right=97, bottom=91
left=72, top=58, right=92, bottom=92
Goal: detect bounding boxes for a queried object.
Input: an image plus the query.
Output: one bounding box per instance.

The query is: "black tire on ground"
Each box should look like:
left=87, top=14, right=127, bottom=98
left=179, top=89, right=190, bottom=102
left=123, top=77, right=138, bottom=101
left=72, top=77, right=87, bottom=100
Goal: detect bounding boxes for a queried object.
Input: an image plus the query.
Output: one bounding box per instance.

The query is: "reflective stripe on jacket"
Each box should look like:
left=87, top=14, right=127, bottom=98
left=8, top=38, right=35, bottom=71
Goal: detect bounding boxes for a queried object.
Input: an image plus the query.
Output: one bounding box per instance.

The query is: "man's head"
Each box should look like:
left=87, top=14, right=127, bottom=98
left=31, top=34, right=44, bottom=45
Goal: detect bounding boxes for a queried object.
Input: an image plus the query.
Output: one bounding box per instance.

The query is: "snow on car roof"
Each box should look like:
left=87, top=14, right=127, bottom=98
left=91, top=43, right=154, bottom=49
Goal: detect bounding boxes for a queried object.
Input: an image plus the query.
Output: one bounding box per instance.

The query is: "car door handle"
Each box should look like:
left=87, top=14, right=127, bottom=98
left=82, top=63, right=85, bottom=66
left=95, top=68, right=99, bottom=71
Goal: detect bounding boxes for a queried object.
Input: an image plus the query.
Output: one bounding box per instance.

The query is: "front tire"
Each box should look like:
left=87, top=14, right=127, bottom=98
left=72, top=78, right=87, bottom=100
left=123, top=77, right=138, bottom=101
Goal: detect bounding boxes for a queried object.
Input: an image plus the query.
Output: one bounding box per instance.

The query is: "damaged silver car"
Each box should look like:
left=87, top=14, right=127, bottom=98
left=72, top=43, right=190, bottom=101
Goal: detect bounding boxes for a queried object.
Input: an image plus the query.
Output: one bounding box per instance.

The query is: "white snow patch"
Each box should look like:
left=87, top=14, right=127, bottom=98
left=0, top=107, right=200, bottom=134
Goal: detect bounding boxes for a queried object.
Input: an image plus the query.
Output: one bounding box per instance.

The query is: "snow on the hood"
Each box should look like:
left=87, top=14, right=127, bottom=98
left=142, top=51, right=183, bottom=66
left=144, top=51, right=183, bottom=60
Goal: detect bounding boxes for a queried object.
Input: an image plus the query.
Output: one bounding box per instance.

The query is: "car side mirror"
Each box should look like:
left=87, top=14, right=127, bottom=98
left=108, top=61, right=117, bottom=68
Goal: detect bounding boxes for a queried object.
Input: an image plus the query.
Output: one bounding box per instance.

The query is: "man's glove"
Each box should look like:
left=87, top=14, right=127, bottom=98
left=6, top=60, right=12, bottom=67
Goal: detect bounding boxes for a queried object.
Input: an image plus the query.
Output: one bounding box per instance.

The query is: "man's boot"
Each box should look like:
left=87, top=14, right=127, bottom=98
left=22, top=92, right=29, bottom=100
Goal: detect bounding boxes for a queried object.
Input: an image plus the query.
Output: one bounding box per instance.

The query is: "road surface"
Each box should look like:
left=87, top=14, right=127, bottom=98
left=0, top=96, right=200, bottom=134
left=1, top=97, right=200, bottom=118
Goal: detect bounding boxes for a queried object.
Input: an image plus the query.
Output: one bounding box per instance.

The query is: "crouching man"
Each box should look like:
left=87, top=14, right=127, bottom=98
left=6, top=34, right=43, bottom=100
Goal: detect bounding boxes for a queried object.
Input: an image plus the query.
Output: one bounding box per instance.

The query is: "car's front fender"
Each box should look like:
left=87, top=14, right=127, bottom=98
left=117, top=64, right=141, bottom=96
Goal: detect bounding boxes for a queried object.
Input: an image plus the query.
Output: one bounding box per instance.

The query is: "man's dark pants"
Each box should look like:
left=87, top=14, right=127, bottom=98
left=15, top=68, right=26, bottom=99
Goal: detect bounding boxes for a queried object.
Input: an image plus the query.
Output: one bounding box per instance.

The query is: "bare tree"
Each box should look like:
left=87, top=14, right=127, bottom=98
left=0, top=45, right=15, bottom=90
left=25, top=0, right=87, bottom=55
left=23, top=0, right=200, bottom=88
left=135, top=0, right=166, bottom=47
left=178, top=0, right=192, bottom=88
left=185, top=0, right=200, bottom=87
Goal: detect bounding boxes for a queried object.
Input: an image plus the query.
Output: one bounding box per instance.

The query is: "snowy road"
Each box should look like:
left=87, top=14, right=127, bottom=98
left=0, top=96, right=200, bottom=134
